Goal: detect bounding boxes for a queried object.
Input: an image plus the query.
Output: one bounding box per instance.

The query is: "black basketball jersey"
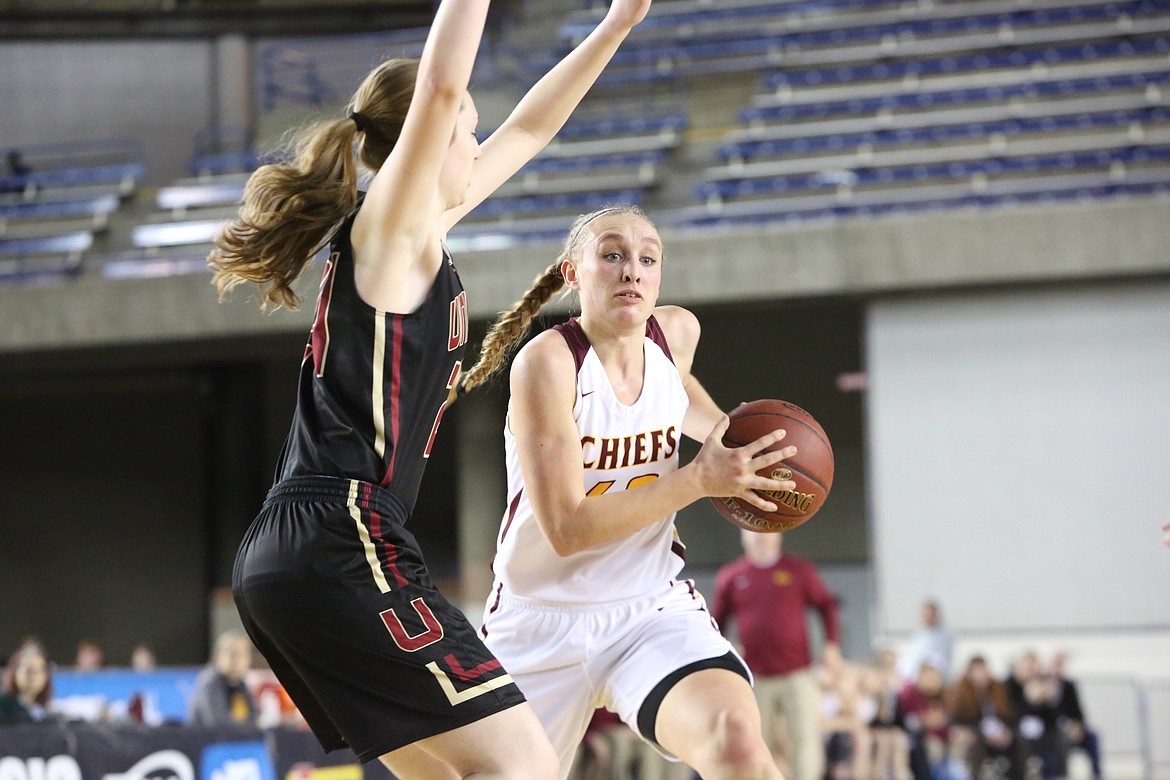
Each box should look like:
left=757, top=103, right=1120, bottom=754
left=275, top=204, right=470, bottom=517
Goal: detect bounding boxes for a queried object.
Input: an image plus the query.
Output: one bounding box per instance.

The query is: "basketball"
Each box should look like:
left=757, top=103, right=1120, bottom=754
left=710, top=399, right=834, bottom=533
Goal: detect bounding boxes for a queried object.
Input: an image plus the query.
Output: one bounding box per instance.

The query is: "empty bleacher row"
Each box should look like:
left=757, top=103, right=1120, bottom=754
left=5, top=0, right=1170, bottom=284
left=659, top=0, right=1170, bottom=227
left=554, top=0, right=1170, bottom=88
left=3, top=108, right=684, bottom=280
left=675, top=145, right=1170, bottom=228
left=259, top=27, right=447, bottom=111
left=0, top=139, right=145, bottom=285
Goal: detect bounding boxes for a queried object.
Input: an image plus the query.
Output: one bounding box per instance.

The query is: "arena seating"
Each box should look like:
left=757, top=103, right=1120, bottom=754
left=187, top=126, right=259, bottom=178
left=8, top=0, right=1170, bottom=281
left=449, top=111, right=685, bottom=243
left=121, top=108, right=686, bottom=262
left=556, top=0, right=1170, bottom=86
left=663, top=0, right=1170, bottom=227
left=258, top=27, right=442, bottom=110
left=0, top=233, right=91, bottom=286
left=0, top=139, right=143, bottom=282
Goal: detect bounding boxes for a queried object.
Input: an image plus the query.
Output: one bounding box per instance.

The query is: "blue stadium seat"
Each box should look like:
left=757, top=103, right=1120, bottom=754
left=762, top=36, right=1170, bottom=91
left=732, top=105, right=1170, bottom=161
left=133, top=220, right=224, bottom=248
left=157, top=181, right=247, bottom=212
left=554, top=113, right=687, bottom=140
left=520, top=151, right=666, bottom=176
left=669, top=171, right=1170, bottom=228
left=0, top=231, right=94, bottom=257
left=0, top=253, right=84, bottom=286
left=698, top=143, right=1170, bottom=200
left=466, top=189, right=645, bottom=220
left=0, top=194, right=119, bottom=222
left=741, top=70, right=1170, bottom=123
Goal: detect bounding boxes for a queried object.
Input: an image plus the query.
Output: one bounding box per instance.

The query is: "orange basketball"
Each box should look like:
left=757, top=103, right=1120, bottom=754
left=709, top=399, right=834, bottom=533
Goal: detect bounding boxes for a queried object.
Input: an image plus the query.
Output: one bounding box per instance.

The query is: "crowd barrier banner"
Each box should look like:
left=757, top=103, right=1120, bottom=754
left=0, top=723, right=375, bottom=780
left=51, top=669, right=202, bottom=724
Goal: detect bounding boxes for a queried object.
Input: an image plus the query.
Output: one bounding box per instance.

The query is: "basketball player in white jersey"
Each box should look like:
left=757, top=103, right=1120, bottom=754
left=459, top=206, right=797, bottom=780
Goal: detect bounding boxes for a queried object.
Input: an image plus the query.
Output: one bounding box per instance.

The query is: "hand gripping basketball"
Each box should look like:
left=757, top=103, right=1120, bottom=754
left=709, top=399, right=835, bottom=533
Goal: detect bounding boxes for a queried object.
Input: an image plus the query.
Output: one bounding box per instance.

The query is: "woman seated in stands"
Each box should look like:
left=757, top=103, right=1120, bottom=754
left=896, top=662, right=950, bottom=780
left=948, top=656, right=1025, bottom=780
left=0, top=641, right=54, bottom=723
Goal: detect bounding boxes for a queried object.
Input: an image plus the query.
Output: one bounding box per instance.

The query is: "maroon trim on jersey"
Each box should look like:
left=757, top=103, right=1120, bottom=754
left=498, top=489, right=525, bottom=544
left=553, top=318, right=591, bottom=375
left=644, top=315, right=674, bottom=364
left=671, top=539, right=686, bottom=561
left=308, top=254, right=339, bottom=377
left=361, top=482, right=408, bottom=588
left=480, top=582, right=505, bottom=638
left=381, top=314, right=405, bottom=487
left=555, top=315, right=673, bottom=373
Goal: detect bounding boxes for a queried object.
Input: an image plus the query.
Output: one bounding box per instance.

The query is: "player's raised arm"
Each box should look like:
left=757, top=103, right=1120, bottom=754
left=440, top=0, right=653, bottom=231
left=350, top=0, right=491, bottom=308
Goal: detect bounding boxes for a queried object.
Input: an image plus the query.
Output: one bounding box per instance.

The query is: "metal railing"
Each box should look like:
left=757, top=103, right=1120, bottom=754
left=1079, top=675, right=1170, bottom=780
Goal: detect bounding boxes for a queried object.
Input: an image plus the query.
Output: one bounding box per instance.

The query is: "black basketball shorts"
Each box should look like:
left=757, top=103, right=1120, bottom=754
left=232, top=476, right=526, bottom=762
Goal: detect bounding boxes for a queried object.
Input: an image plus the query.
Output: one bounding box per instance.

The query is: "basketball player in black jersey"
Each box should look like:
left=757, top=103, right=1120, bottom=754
left=208, top=1, right=652, bottom=777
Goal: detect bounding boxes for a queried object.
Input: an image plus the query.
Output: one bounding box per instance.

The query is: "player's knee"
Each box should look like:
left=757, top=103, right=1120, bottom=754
left=709, top=707, right=773, bottom=772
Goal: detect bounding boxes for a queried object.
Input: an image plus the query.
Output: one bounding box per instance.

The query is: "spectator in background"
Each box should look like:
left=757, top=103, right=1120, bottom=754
left=948, top=655, right=1023, bottom=780
left=898, top=600, right=955, bottom=683
left=2, top=150, right=32, bottom=194
left=1050, top=650, right=1102, bottom=780
left=0, top=642, right=53, bottom=723
left=1005, top=652, right=1067, bottom=780
left=188, top=630, right=257, bottom=727
left=713, top=529, right=842, bottom=780
left=896, top=663, right=950, bottom=780
left=868, top=647, right=911, bottom=780
left=74, top=639, right=103, bottom=671
left=820, top=660, right=875, bottom=780
left=130, top=644, right=157, bottom=672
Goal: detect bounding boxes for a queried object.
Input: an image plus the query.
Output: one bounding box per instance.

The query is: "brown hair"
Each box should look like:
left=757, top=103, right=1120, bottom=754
left=459, top=204, right=652, bottom=393
left=1, top=642, right=53, bottom=707
left=949, top=656, right=1016, bottom=726
left=209, top=59, right=419, bottom=309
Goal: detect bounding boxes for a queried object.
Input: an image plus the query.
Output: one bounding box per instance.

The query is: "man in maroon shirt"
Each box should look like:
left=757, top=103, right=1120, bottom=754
left=713, top=530, right=841, bottom=780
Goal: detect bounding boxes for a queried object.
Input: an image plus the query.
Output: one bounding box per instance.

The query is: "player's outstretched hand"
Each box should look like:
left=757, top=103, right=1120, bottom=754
left=604, top=0, right=652, bottom=30
left=1162, top=520, right=1170, bottom=549
left=692, top=415, right=798, bottom=512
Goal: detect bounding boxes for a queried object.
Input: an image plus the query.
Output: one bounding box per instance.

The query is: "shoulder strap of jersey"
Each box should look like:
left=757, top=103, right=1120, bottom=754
left=645, top=315, right=674, bottom=365
left=553, top=317, right=591, bottom=375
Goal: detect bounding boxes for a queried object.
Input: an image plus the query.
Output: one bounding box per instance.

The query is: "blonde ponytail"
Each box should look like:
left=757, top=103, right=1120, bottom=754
left=459, top=262, right=566, bottom=393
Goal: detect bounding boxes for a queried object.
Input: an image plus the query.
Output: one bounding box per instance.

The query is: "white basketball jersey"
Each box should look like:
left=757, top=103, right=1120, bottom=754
left=490, top=316, right=691, bottom=604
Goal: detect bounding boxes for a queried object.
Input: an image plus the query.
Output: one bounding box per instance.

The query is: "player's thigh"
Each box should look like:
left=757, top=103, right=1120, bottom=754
left=379, top=743, right=460, bottom=780
left=389, top=700, right=559, bottom=778
left=654, top=667, right=764, bottom=759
